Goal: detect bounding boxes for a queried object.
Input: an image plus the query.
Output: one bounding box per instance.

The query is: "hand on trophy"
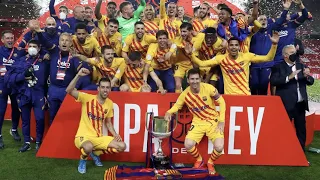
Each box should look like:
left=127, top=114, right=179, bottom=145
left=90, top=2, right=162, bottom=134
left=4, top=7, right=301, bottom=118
left=215, top=122, right=225, bottom=134
left=164, top=112, right=172, bottom=121
left=113, top=134, right=122, bottom=142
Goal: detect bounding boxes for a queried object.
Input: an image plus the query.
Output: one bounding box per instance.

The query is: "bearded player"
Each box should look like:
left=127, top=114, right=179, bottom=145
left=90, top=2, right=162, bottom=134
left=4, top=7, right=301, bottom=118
left=66, top=68, right=126, bottom=174
left=164, top=68, right=226, bottom=175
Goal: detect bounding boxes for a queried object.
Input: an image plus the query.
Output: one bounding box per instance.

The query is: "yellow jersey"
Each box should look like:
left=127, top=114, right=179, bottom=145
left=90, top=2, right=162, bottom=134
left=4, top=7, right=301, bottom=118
left=93, top=31, right=122, bottom=57
left=76, top=92, right=113, bottom=137
left=89, top=57, right=126, bottom=81
left=159, top=0, right=181, bottom=40
left=167, top=83, right=224, bottom=123
left=72, top=35, right=101, bottom=58
left=122, top=34, right=157, bottom=57
left=240, top=20, right=262, bottom=53
left=146, top=43, right=171, bottom=70
left=169, top=36, right=194, bottom=66
left=191, top=44, right=277, bottom=95
left=193, top=33, right=224, bottom=60
left=97, top=15, right=109, bottom=32
left=144, top=19, right=159, bottom=37
left=192, top=18, right=217, bottom=32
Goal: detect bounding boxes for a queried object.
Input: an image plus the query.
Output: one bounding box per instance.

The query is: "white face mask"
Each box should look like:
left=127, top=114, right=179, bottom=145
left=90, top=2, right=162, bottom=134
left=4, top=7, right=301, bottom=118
left=59, top=12, right=67, bottom=20
left=28, top=47, right=38, bottom=56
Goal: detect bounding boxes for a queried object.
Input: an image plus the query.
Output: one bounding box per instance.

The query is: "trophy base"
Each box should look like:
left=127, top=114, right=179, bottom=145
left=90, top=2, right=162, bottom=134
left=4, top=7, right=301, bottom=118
left=150, top=154, right=172, bottom=169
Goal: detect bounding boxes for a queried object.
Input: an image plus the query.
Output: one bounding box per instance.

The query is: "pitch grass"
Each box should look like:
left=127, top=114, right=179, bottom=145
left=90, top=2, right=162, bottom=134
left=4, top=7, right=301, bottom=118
left=307, top=80, right=320, bottom=103
left=0, top=121, right=320, bottom=180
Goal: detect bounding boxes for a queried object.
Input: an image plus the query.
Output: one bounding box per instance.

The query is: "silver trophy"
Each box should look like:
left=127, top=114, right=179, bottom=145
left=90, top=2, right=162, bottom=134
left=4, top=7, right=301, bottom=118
left=146, top=112, right=177, bottom=169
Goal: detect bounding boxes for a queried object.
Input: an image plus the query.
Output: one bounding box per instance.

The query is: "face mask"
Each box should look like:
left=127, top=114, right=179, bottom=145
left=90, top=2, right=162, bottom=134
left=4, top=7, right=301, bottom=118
left=46, top=27, right=56, bottom=35
left=59, top=12, right=67, bottom=20
left=28, top=47, right=38, bottom=56
left=289, top=53, right=298, bottom=62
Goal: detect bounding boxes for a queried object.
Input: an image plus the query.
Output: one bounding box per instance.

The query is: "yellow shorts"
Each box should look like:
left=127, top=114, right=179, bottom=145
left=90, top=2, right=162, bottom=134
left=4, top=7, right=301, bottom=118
left=174, top=64, right=193, bottom=78
left=74, top=136, right=114, bottom=150
left=186, top=120, right=224, bottom=144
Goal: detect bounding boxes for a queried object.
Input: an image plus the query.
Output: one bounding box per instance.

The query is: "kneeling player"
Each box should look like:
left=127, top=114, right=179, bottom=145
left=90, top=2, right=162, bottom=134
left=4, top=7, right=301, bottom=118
left=66, top=68, right=126, bottom=174
left=165, top=68, right=225, bottom=175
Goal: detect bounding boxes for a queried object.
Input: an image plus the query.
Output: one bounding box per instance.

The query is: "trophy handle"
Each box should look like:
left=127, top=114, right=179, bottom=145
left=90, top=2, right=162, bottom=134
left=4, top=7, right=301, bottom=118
left=145, top=112, right=154, bottom=133
left=170, top=112, right=178, bottom=133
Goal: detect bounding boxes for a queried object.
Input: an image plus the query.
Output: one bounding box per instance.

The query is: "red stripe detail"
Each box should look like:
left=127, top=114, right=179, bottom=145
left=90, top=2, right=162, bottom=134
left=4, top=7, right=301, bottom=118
left=126, top=66, right=140, bottom=88
left=184, top=98, right=206, bottom=119
left=220, top=60, right=249, bottom=94
left=185, top=95, right=210, bottom=120
left=95, top=100, right=100, bottom=136
left=188, top=93, right=216, bottom=117
left=129, top=66, right=144, bottom=86
left=90, top=99, right=98, bottom=136
left=225, top=57, right=247, bottom=82
left=124, top=69, right=137, bottom=89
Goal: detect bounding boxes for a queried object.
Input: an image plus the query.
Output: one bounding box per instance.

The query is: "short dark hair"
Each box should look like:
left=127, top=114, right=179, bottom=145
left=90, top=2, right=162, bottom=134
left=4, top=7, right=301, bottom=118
left=107, top=1, right=117, bottom=7
left=203, top=27, right=217, bottom=34
left=59, top=5, right=68, bottom=12
left=236, top=12, right=246, bottom=16
left=128, top=51, right=142, bottom=61
left=217, top=3, right=229, bottom=10
left=156, top=30, right=168, bottom=39
left=119, top=2, right=131, bottom=13
left=1, top=30, right=13, bottom=38
left=221, top=7, right=233, bottom=16
left=228, top=37, right=240, bottom=44
left=134, top=21, right=144, bottom=27
left=187, top=68, right=201, bottom=79
left=108, top=18, right=119, bottom=25
left=180, top=22, right=193, bottom=31
left=28, top=40, right=40, bottom=47
left=194, top=6, right=200, bottom=14
left=98, top=77, right=111, bottom=86
left=75, top=23, right=88, bottom=32
left=101, top=45, right=113, bottom=54
left=85, top=6, right=92, bottom=10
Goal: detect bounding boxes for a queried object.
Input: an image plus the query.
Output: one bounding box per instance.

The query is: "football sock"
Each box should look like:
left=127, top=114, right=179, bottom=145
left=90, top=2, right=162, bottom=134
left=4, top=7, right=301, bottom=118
left=208, top=149, right=222, bottom=164
left=80, top=148, right=88, bottom=160
left=187, top=146, right=202, bottom=161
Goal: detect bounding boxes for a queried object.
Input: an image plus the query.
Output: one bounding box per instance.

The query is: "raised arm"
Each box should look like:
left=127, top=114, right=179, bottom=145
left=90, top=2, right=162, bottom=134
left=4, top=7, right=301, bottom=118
left=247, top=0, right=259, bottom=25
left=250, top=32, right=279, bottom=63
left=134, top=0, right=146, bottom=18
left=66, top=68, right=91, bottom=99
left=49, top=0, right=57, bottom=18
left=191, top=54, right=221, bottom=67
left=159, top=0, right=167, bottom=19
left=95, top=0, right=103, bottom=20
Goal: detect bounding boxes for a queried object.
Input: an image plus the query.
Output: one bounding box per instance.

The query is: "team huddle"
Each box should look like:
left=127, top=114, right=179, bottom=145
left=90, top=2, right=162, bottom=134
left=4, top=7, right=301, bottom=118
left=0, top=0, right=311, bottom=176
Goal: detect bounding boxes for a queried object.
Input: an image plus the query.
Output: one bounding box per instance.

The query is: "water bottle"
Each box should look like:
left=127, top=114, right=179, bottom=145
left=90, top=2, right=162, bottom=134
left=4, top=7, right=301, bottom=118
left=308, top=147, right=320, bottom=153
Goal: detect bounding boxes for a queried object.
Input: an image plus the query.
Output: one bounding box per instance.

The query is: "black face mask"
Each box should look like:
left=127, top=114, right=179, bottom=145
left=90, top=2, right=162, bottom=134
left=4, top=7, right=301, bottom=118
left=289, top=53, right=298, bottom=62
left=46, top=27, right=56, bottom=35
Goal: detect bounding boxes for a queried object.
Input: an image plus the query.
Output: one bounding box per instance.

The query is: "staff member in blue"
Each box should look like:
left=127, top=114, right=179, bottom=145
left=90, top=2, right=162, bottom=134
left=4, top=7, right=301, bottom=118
left=6, top=40, right=49, bottom=152
left=30, top=20, right=81, bottom=124
left=0, top=30, right=23, bottom=149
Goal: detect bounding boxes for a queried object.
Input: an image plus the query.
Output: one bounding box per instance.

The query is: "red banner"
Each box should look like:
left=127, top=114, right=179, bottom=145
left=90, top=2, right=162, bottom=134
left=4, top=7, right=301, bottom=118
left=36, top=92, right=309, bottom=166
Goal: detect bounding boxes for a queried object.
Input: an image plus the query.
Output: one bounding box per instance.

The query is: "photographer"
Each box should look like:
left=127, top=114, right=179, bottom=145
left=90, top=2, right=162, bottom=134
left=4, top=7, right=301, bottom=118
left=5, top=40, right=49, bottom=153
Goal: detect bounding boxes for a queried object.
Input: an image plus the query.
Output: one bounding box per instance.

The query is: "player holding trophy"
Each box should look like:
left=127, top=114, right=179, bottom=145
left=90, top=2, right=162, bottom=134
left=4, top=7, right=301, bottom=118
left=165, top=68, right=226, bottom=175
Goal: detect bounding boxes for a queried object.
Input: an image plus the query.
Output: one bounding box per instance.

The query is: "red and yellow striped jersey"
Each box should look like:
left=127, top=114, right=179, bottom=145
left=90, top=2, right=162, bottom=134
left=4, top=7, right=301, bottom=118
left=146, top=43, right=172, bottom=70
left=167, top=83, right=223, bottom=124
left=144, top=19, right=159, bottom=37
left=170, top=36, right=194, bottom=66
left=159, top=0, right=182, bottom=40
left=93, top=31, right=122, bottom=57
left=72, top=35, right=101, bottom=58
left=240, top=20, right=262, bottom=53
left=76, top=92, right=113, bottom=137
left=191, top=44, right=277, bottom=95
left=193, top=33, right=224, bottom=60
left=97, top=15, right=109, bottom=32
left=192, top=18, right=217, bottom=32
left=122, top=34, right=157, bottom=58
left=89, top=57, right=126, bottom=81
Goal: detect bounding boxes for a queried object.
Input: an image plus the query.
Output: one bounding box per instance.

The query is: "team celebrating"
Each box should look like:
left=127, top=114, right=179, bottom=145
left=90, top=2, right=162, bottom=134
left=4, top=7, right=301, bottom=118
left=0, top=0, right=312, bottom=175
